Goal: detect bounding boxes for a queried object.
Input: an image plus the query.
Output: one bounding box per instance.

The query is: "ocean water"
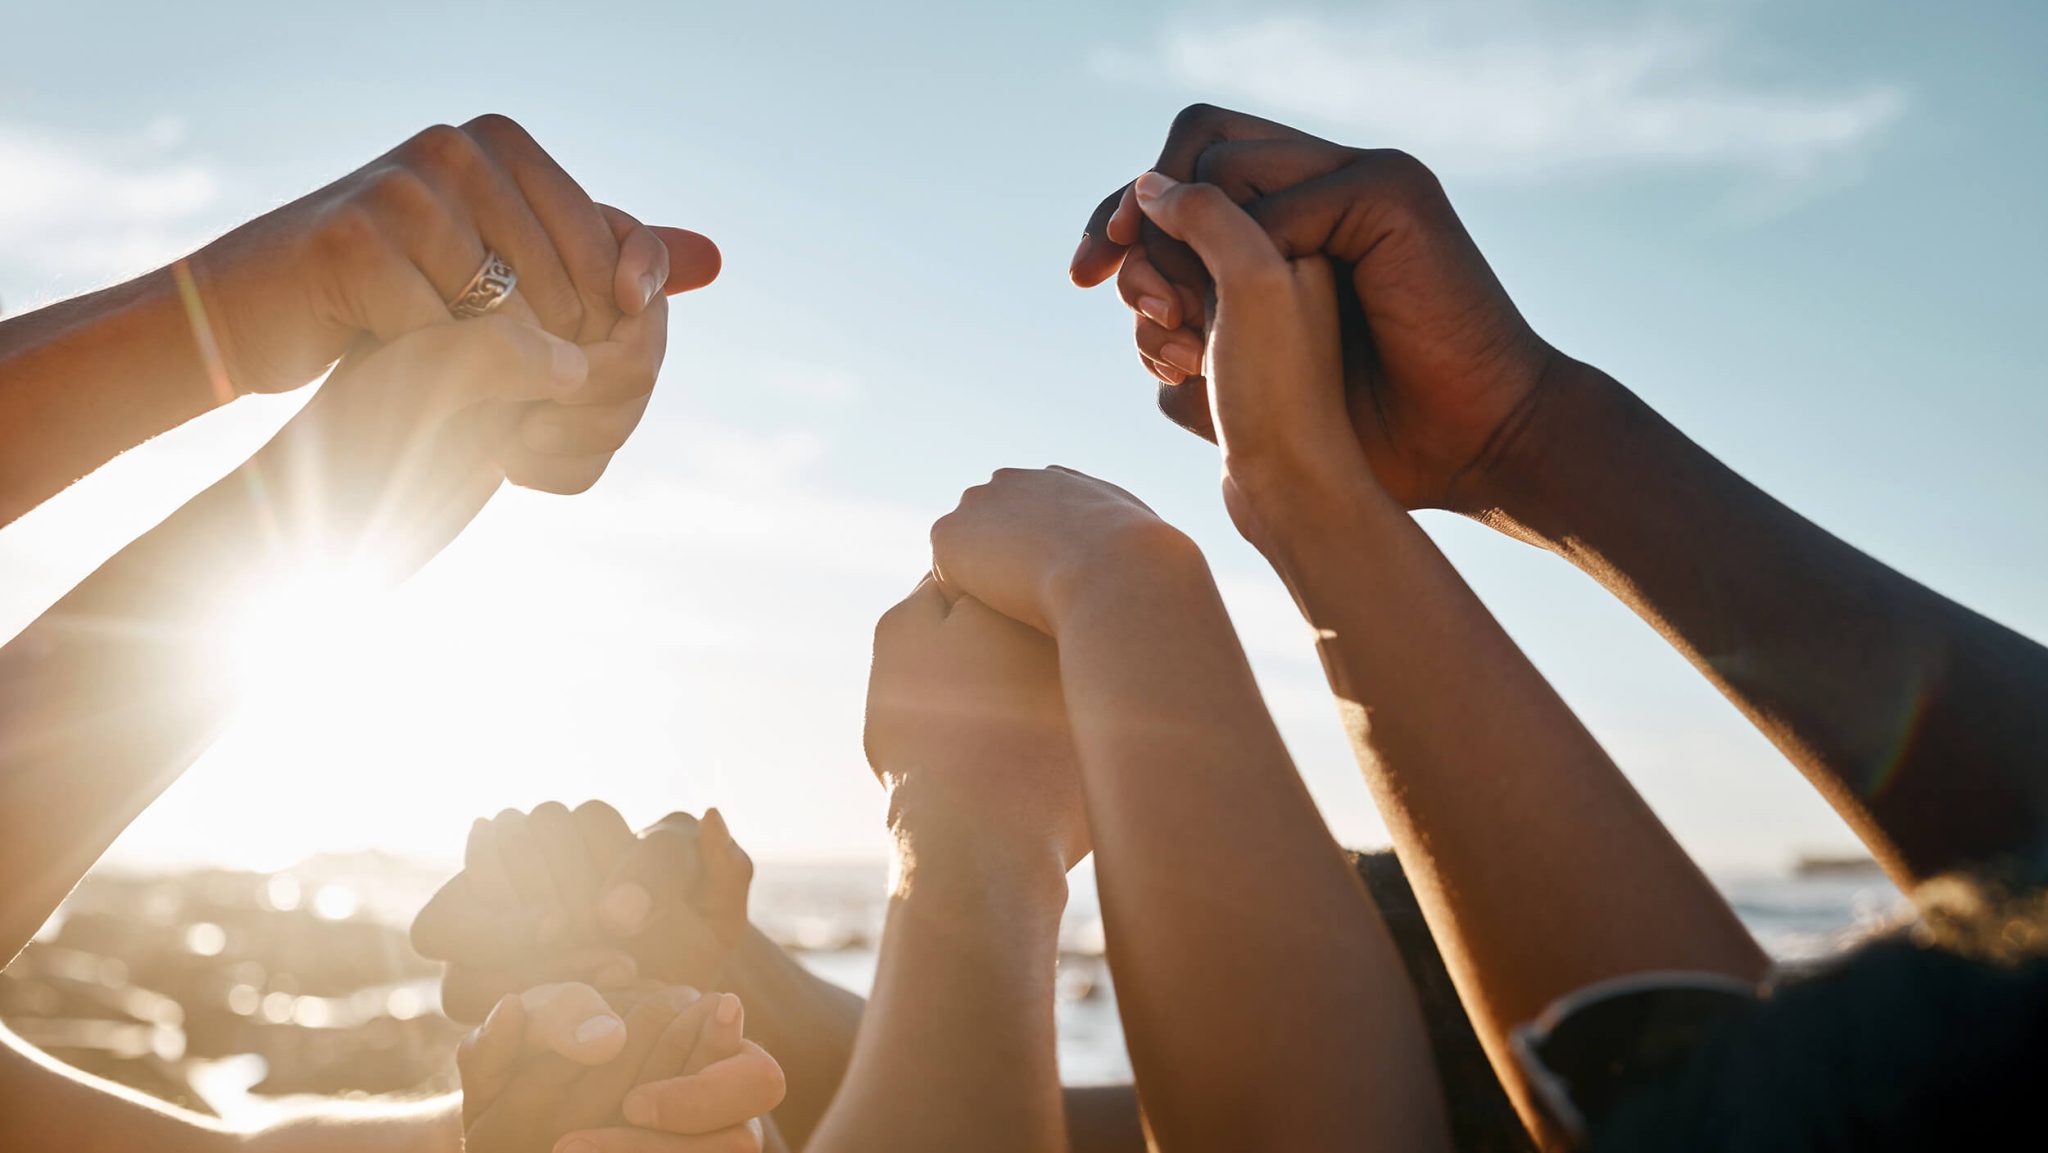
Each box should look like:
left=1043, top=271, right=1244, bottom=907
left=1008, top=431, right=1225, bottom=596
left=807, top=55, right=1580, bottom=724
left=753, top=860, right=1911, bottom=1087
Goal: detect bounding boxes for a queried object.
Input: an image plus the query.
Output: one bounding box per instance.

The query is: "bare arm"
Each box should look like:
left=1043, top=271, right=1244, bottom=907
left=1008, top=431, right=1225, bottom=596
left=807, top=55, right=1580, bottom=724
left=0, top=270, right=233, bottom=526
left=1128, top=172, right=1767, bottom=1141
left=1481, top=360, right=2048, bottom=884
left=930, top=470, right=1450, bottom=1153
left=814, top=585, right=1085, bottom=1153
left=0, top=316, right=590, bottom=962
left=805, top=833, right=1070, bottom=1153
left=1075, top=104, right=2048, bottom=888
left=0, top=1023, right=458, bottom=1153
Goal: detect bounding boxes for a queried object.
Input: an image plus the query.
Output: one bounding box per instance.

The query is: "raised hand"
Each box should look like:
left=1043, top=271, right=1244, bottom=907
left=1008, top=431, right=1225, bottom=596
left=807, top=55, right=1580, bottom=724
left=1071, top=104, right=1556, bottom=513
left=927, top=466, right=1195, bottom=637
left=190, top=115, right=714, bottom=392
left=864, top=576, right=1087, bottom=872
left=413, top=802, right=756, bottom=1021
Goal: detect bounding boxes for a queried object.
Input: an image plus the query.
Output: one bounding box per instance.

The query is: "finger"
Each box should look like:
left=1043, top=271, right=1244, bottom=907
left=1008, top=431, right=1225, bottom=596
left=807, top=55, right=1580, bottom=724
left=1132, top=172, right=1287, bottom=289
left=566, top=992, right=690, bottom=1123
left=619, top=1043, right=786, bottom=1136
left=465, top=816, right=522, bottom=908
left=1115, top=250, right=1180, bottom=330
left=463, top=114, right=620, bottom=342
left=412, top=876, right=540, bottom=965
left=1141, top=349, right=1187, bottom=387
left=560, top=292, right=668, bottom=406
left=502, top=448, right=615, bottom=496
left=599, top=813, right=702, bottom=939
left=441, top=968, right=527, bottom=1024
left=532, top=800, right=604, bottom=940
left=1072, top=104, right=1321, bottom=282
left=694, top=810, right=752, bottom=934
left=574, top=800, right=636, bottom=878
left=456, top=993, right=527, bottom=1120
left=615, top=222, right=671, bottom=318
left=1243, top=149, right=1451, bottom=267
left=1071, top=184, right=1131, bottom=287
left=654, top=228, right=722, bottom=294
left=596, top=205, right=722, bottom=299
left=492, top=808, right=570, bottom=944
left=404, top=125, right=585, bottom=338
left=887, top=570, right=951, bottom=625
left=555, top=1123, right=763, bottom=1153
left=383, top=315, right=589, bottom=421
left=520, top=982, right=629, bottom=1065
left=681, top=994, right=744, bottom=1076
left=1192, top=136, right=1355, bottom=202
left=629, top=987, right=717, bottom=1087
left=353, top=163, right=545, bottom=334
left=1105, top=183, right=1143, bottom=247
left=1137, top=315, right=1205, bottom=380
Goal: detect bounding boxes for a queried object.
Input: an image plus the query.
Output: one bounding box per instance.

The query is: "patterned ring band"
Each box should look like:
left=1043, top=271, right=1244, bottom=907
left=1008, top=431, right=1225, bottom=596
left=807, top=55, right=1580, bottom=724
left=448, top=251, right=518, bottom=319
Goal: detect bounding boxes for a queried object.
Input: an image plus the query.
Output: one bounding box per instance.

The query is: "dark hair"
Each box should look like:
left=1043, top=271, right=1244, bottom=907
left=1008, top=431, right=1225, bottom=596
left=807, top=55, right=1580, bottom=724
left=1351, top=850, right=1537, bottom=1153
left=1588, top=875, right=2048, bottom=1153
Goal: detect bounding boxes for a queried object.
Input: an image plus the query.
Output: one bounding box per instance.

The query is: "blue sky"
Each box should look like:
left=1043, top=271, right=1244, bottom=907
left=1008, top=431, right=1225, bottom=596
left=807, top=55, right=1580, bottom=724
left=1, top=0, right=2043, bottom=871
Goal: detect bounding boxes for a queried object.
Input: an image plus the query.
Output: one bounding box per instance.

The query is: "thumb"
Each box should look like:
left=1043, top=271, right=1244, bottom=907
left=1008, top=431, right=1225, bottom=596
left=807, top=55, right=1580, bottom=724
left=518, top=982, right=629, bottom=1066
left=654, top=227, right=722, bottom=294
left=1132, top=171, right=1284, bottom=296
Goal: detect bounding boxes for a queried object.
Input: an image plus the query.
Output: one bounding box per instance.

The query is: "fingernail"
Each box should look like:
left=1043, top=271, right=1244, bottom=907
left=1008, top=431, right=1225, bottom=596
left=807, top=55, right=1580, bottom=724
left=574, top=1014, right=625, bottom=1046
left=1160, top=340, right=1204, bottom=375
left=557, top=1139, right=599, bottom=1153
left=551, top=338, right=589, bottom=391
left=638, top=271, right=661, bottom=312
left=602, top=884, right=652, bottom=935
left=1134, top=171, right=1177, bottom=203
left=1137, top=296, right=1173, bottom=327
left=661, top=984, right=701, bottom=1011
left=715, top=993, right=740, bottom=1026
left=593, top=956, right=637, bottom=987
left=622, top=1090, right=657, bottom=1129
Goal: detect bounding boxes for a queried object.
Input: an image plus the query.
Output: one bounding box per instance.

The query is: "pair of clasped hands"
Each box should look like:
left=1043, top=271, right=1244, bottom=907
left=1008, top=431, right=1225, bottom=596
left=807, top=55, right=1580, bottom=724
left=185, top=114, right=720, bottom=570
left=407, top=103, right=1573, bottom=1153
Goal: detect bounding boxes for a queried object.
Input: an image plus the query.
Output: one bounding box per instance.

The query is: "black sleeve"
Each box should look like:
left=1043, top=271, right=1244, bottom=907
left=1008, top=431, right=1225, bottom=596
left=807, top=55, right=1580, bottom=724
left=1518, top=939, right=2048, bottom=1153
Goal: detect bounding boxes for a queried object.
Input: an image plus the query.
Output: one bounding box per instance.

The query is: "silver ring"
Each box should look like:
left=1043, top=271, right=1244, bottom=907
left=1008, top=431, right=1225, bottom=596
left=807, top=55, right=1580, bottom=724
left=448, top=251, right=517, bottom=319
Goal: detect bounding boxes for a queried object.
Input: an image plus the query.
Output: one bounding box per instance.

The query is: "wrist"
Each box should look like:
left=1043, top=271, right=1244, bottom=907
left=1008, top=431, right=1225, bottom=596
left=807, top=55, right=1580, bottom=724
left=1457, top=352, right=1628, bottom=535
left=884, top=801, right=1070, bottom=910
left=1042, top=518, right=1207, bottom=634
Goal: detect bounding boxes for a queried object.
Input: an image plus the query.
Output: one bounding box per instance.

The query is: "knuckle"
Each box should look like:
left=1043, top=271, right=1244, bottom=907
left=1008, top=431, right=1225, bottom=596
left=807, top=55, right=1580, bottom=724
left=531, top=800, right=571, bottom=822
left=1170, top=102, right=1226, bottom=140
left=310, top=204, right=382, bottom=263
left=404, top=122, right=481, bottom=174
left=1370, top=148, right=1446, bottom=204
left=364, top=167, right=441, bottom=220
left=462, top=112, right=532, bottom=147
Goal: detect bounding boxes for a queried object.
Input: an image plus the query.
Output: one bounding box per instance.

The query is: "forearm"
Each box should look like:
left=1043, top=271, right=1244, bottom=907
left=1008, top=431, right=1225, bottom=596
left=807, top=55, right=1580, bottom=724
left=717, top=927, right=867, bottom=1150
left=1479, top=360, right=2048, bottom=883
left=1264, top=469, right=1765, bottom=1131
left=1051, top=542, right=1446, bottom=1153
left=0, top=412, right=421, bottom=960
left=0, top=267, right=231, bottom=526
left=805, top=835, right=1068, bottom=1153
left=0, top=1024, right=458, bottom=1153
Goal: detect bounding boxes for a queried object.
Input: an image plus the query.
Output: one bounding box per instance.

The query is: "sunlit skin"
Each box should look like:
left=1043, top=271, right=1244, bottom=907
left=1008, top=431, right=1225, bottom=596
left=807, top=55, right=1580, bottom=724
left=416, top=801, right=1148, bottom=1153
left=1121, top=165, right=1767, bottom=1143
left=0, top=115, right=721, bottom=1152
left=1074, top=104, right=2048, bottom=890
left=927, top=466, right=1452, bottom=1153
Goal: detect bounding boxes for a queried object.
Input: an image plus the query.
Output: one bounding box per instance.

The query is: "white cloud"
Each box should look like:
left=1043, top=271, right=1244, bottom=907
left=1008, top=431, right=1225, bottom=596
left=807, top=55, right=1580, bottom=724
left=0, top=119, right=221, bottom=303
left=1106, top=3, right=1905, bottom=184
